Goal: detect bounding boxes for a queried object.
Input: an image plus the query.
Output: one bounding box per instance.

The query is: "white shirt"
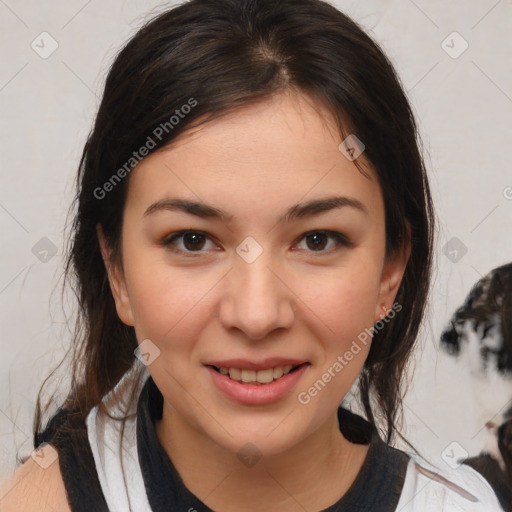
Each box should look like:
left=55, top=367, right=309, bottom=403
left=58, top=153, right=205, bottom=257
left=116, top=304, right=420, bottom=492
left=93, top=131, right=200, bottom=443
left=86, top=365, right=503, bottom=512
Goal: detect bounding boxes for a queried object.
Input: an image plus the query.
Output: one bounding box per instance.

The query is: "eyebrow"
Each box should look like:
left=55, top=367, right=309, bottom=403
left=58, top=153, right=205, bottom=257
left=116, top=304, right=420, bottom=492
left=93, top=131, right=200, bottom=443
left=143, top=195, right=368, bottom=223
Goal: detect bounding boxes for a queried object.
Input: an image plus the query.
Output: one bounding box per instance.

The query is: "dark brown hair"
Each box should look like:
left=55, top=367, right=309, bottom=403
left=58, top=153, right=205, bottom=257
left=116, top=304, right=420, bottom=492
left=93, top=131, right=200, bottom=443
left=32, top=0, right=435, bottom=456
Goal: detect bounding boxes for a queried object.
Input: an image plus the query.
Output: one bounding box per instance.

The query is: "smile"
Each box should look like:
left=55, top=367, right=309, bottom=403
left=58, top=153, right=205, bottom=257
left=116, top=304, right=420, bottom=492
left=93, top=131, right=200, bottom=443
left=205, top=362, right=310, bottom=405
left=210, top=364, right=302, bottom=385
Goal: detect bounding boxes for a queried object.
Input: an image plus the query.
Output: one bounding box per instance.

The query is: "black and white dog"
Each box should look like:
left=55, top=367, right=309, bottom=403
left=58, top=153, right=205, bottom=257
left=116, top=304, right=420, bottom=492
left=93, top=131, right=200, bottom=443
left=441, top=262, right=512, bottom=510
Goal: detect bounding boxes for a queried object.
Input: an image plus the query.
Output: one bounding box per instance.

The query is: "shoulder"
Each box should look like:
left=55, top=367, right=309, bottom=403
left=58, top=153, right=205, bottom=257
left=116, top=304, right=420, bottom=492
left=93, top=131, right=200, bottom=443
left=1, top=405, right=109, bottom=512
left=0, top=449, right=71, bottom=512
left=396, top=455, right=503, bottom=511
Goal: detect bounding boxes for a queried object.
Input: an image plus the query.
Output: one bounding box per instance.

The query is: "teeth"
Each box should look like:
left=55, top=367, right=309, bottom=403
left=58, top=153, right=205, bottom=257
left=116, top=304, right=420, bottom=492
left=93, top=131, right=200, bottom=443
left=256, top=369, right=274, bottom=383
left=241, top=370, right=256, bottom=383
left=229, top=368, right=241, bottom=380
left=220, top=365, right=299, bottom=384
left=273, top=367, right=283, bottom=379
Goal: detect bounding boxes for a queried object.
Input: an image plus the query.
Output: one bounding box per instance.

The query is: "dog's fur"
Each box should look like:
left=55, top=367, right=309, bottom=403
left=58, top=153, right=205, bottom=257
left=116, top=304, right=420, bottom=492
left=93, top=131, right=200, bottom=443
left=440, top=263, right=512, bottom=511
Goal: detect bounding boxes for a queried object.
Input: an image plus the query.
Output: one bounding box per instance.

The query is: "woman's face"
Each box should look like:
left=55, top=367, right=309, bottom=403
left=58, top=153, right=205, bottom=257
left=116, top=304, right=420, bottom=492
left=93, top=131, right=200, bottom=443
left=101, top=91, right=408, bottom=456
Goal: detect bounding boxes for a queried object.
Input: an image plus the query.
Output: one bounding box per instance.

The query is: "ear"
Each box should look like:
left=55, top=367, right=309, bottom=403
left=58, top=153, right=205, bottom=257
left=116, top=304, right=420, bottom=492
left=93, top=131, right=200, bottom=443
left=97, top=224, right=135, bottom=326
left=374, top=224, right=411, bottom=322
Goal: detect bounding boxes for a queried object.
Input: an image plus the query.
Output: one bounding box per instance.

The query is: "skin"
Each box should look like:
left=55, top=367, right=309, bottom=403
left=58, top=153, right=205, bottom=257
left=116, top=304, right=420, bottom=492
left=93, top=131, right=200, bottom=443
left=99, top=90, right=410, bottom=511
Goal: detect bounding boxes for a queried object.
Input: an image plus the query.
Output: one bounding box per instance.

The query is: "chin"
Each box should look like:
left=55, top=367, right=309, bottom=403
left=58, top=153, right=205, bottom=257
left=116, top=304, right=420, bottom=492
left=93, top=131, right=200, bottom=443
left=201, top=409, right=309, bottom=458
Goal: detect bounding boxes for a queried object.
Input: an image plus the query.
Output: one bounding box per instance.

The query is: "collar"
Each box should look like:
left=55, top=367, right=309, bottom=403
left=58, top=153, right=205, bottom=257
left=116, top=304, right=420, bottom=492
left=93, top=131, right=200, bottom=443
left=137, top=376, right=409, bottom=512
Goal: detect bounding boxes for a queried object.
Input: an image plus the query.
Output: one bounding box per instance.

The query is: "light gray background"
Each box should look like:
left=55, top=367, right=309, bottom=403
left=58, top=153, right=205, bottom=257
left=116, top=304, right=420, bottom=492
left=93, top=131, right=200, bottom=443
left=1, top=0, right=511, bottom=485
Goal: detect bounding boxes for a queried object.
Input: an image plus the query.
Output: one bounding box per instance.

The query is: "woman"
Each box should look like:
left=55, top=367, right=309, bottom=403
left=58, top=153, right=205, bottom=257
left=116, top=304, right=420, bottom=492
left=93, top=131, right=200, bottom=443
left=1, top=0, right=503, bottom=510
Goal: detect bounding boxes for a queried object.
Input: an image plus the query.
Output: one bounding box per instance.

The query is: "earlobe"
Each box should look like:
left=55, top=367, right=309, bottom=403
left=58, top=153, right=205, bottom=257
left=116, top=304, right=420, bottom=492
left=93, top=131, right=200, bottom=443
left=96, top=224, right=135, bottom=326
left=375, top=225, right=411, bottom=322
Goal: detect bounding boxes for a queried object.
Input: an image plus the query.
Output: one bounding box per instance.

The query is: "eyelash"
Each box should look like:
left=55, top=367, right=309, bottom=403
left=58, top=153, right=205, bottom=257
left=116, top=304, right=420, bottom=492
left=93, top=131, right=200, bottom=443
left=161, top=230, right=353, bottom=257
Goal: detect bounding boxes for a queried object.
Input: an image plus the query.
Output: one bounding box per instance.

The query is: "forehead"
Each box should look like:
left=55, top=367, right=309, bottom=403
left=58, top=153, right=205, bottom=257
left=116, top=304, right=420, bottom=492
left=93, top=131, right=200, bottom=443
left=124, top=91, right=382, bottom=222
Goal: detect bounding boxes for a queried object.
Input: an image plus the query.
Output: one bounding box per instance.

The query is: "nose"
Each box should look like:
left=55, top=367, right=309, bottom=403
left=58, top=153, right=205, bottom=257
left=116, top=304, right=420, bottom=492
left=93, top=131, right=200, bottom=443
left=218, top=250, right=295, bottom=341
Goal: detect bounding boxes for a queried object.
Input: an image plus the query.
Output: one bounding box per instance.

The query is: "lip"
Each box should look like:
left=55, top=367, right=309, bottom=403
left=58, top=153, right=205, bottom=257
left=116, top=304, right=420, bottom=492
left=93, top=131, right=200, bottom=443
left=203, top=357, right=308, bottom=371
left=206, top=362, right=310, bottom=405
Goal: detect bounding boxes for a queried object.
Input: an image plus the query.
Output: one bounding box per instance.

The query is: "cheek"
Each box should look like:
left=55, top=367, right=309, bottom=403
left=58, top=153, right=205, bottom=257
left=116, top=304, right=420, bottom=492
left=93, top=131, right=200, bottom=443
left=302, top=261, right=381, bottom=339
left=295, top=258, right=381, bottom=401
left=123, top=254, right=218, bottom=352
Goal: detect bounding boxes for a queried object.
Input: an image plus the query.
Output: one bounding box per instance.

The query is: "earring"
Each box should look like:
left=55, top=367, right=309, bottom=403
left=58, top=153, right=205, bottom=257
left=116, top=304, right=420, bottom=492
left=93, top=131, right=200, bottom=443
left=379, top=305, right=388, bottom=319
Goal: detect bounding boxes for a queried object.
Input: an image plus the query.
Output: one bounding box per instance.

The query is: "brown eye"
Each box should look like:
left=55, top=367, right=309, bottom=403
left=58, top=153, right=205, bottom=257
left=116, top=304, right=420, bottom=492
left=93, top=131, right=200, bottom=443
left=163, top=230, right=217, bottom=254
left=296, top=231, right=353, bottom=254
left=181, top=232, right=206, bottom=251
left=305, top=232, right=329, bottom=251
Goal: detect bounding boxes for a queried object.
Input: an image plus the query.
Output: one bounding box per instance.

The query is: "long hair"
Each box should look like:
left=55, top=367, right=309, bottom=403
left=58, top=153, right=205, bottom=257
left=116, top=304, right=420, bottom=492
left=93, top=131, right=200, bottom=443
left=33, top=0, right=435, bottom=454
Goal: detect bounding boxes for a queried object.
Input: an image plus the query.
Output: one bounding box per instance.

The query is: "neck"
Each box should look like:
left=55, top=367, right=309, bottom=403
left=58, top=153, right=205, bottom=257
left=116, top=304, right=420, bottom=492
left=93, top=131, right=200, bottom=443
left=155, top=403, right=369, bottom=512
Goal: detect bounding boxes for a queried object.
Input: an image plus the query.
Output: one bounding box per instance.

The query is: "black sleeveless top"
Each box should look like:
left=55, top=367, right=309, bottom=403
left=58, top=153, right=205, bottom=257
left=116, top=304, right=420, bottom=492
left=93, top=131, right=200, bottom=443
left=35, top=376, right=409, bottom=511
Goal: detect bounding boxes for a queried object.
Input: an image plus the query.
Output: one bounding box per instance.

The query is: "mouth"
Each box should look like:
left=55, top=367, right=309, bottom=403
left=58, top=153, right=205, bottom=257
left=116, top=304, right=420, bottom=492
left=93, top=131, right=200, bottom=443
left=205, top=360, right=311, bottom=405
left=207, top=363, right=309, bottom=385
